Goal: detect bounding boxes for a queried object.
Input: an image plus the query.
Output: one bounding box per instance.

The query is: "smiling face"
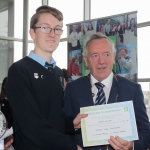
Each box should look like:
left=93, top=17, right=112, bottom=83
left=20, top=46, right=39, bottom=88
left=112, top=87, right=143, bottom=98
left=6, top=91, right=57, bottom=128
left=29, top=13, right=63, bottom=55
left=84, top=39, right=115, bottom=82
left=120, top=49, right=127, bottom=58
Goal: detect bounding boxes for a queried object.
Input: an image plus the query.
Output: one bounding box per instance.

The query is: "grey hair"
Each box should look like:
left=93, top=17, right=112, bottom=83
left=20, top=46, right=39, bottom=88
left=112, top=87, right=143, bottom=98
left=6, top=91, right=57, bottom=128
left=82, top=33, right=116, bottom=57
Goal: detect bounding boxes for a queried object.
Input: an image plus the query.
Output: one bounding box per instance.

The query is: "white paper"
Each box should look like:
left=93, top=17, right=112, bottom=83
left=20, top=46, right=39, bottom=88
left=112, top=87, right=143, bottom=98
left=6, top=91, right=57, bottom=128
left=80, top=101, right=138, bottom=147
left=0, top=140, right=4, bottom=150
left=0, top=127, right=13, bottom=140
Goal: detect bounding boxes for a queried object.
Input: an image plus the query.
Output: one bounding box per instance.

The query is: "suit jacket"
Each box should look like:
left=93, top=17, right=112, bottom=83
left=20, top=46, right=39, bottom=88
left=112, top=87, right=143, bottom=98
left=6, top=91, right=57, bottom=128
left=63, top=73, right=150, bottom=150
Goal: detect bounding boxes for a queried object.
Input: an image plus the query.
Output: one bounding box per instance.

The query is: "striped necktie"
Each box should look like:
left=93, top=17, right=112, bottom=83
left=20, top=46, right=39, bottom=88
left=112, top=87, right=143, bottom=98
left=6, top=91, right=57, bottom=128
left=45, top=62, right=54, bottom=72
left=95, top=82, right=106, bottom=105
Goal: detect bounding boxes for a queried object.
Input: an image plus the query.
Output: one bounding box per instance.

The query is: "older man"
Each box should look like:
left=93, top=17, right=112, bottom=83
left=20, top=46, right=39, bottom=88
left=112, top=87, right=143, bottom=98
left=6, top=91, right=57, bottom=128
left=63, top=33, right=150, bottom=150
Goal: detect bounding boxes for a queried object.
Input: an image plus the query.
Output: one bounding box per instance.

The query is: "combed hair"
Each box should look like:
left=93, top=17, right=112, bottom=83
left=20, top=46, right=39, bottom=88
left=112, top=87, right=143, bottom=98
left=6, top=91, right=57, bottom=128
left=30, top=5, right=63, bottom=28
left=82, top=33, right=116, bottom=57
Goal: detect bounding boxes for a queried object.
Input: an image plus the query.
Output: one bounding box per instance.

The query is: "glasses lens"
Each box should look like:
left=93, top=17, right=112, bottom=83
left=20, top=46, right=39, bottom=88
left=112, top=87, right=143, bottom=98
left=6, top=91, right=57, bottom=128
left=55, top=29, right=63, bottom=35
left=39, top=26, right=63, bottom=35
left=41, top=27, right=49, bottom=33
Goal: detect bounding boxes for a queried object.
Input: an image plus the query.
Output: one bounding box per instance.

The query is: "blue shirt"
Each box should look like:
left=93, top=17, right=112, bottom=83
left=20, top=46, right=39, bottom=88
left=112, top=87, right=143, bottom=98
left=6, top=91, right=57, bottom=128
left=28, top=50, right=56, bottom=69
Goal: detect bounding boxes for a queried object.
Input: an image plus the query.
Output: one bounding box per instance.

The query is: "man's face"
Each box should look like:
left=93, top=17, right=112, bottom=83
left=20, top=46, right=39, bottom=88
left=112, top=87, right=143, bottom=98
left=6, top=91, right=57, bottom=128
left=29, top=13, right=63, bottom=54
left=84, top=39, right=115, bottom=82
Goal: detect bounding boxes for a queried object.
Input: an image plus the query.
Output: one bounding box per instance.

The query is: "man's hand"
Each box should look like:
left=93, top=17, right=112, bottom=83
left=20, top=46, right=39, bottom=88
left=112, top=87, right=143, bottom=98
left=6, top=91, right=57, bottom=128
left=108, top=136, right=133, bottom=150
left=4, top=135, right=14, bottom=150
left=77, top=145, right=82, bottom=150
left=73, top=113, right=88, bottom=129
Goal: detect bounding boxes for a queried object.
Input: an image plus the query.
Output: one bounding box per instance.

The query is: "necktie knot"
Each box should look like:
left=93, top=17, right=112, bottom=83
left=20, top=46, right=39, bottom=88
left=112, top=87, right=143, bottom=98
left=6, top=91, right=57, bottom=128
left=95, top=82, right=105, bottom=89
left=45, top=62, right=54, bottom=72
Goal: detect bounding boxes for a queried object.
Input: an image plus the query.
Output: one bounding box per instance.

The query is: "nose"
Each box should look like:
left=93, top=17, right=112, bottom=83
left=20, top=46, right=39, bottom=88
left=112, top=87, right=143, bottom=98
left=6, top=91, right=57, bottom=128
left=48, top=28, right=55, bottom=37
left=98, top=55, right=105, bottom=64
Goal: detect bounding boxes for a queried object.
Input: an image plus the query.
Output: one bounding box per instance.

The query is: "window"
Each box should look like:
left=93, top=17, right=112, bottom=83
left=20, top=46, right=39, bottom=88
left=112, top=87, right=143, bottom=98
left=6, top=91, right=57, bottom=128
left=48, top=0, right=83, bottom=38
left=14, top=42, right=23, bottom=62
left=91, top=0, right=150, bottom=23
left=138, top=26, right=150, bottom=78
left=14, top=0, right=23, bottom=38
left=28, top=0, right=42, bottom=40
left=0, top=10, right=8, bottom=37
left=53, top=41, right=67, bottom=69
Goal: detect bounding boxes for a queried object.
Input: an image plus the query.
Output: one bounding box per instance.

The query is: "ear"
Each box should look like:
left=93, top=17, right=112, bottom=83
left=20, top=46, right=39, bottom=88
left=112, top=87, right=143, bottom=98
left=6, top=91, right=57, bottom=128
left=29, top=28, right=36, bottom=40
left=84, top=56, right=88, bottom=67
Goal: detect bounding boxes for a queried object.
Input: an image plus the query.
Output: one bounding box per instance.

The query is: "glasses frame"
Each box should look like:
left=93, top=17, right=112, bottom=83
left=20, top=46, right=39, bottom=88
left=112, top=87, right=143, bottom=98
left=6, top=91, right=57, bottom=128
left=34, top=26, right=63, bottom=35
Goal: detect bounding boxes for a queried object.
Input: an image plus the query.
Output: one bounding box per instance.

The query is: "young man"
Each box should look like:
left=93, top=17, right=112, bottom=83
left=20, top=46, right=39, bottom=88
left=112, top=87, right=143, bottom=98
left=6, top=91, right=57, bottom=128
left=5, top=5, right=85, bottom=150
left=63, top=33, right=150, bottom=150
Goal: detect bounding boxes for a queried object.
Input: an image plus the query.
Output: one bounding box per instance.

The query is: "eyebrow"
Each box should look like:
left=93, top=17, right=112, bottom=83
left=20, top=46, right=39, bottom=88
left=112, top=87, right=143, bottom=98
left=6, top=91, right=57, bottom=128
left=39, top=23, right=62, bottom=28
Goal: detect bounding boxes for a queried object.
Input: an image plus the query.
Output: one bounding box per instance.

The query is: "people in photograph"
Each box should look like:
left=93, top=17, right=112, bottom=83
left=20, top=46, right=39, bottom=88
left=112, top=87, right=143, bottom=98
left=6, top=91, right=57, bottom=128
left=68, top=24, right=79, bottom=49
left=97, top=22, right=101, bottom=32
left=78, top=54, right=82, bottom=75
left=86, top=22, right=95, bottom=36
left=67, top=53, right=77, bottom=77
left=63, top=33, right=150, bottom=150
left=116, top=47, right=132, bottom=74
left=87, top=22, right=94, bottom=31
left=112, top=24, right=116, bottom=35
left=78, top=24, right=85, bottom=48
left=104, top=18, right=110, bottom=36
left=100, top=24, right=105, bottom=35
left=72, top=58, right=80, bottom=76
left=5, top=5, right=86, bottom=150
left=118, top=24, right=124, bottom=43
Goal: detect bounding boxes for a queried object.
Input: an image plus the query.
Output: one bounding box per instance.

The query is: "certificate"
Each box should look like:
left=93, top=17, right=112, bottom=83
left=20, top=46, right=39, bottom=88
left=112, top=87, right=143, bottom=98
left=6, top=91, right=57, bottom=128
left=80, top=101, right=138, bottom=147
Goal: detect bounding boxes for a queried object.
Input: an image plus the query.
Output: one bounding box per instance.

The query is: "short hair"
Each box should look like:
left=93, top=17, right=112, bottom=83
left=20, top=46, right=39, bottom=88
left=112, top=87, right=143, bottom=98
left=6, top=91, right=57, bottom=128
left=82, top=33, right=116, bottom=57
left=30, top=5, right=63, bottom=29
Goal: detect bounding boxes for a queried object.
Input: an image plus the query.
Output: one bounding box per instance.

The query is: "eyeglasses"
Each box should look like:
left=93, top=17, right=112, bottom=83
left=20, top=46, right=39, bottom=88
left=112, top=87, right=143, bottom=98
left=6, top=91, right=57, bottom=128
left=34, top=26, right=63, bottom=35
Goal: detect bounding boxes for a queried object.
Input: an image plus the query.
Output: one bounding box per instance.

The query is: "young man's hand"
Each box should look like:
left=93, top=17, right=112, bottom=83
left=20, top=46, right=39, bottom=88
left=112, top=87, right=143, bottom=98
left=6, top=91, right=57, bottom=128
left=77, top=145, right=82, bottom=150
left=73, top=113, right=88, bottom=129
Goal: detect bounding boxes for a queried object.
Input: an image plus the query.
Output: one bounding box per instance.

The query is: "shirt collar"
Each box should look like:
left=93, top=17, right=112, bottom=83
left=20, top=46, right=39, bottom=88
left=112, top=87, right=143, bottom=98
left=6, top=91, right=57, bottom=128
left=28, top=50, right=56, bottom=68
left=91, top=72, right=113, bottom=88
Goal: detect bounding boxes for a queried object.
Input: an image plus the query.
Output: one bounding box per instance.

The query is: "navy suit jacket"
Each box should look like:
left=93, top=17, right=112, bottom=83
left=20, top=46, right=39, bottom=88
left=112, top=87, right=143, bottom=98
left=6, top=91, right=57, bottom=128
left=63, top=73, right=150, bottom=150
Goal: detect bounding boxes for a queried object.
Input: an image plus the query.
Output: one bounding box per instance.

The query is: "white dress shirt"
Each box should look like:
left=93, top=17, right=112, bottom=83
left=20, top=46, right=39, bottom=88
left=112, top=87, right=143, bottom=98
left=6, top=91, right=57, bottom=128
left=91, top=72, right=134, bottom=149
left=91, top=72, right=113, bottom=104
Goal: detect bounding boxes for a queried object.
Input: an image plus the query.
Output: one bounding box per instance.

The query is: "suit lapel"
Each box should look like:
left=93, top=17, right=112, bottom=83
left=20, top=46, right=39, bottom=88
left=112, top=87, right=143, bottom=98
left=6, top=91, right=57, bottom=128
left=81, top=76, right=94, bottom=106
left=108, top=74, right=120, bottom=104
